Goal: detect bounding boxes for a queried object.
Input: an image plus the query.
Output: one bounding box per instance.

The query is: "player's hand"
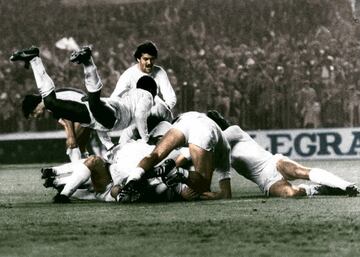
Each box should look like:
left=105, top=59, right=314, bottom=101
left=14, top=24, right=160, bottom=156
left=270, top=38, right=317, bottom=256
left=57, top=118, right=66, bottom=127
left=199, top=191, right=222, bottom=200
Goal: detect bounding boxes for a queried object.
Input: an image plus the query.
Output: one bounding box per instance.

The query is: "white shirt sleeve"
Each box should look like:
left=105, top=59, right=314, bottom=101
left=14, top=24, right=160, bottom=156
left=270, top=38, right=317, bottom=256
left=151, top=97, right=174, bottom=122
left=110, top=69, right=132, bottom=98
left=156, top=67, right=177, bottom=109
left=215, top=168, right=231, bottom=181
left=96, top=131, right=114, bottom=150
left=134, top=92, right=154, bottom=143
left=118, top=125, right=137, bottom=147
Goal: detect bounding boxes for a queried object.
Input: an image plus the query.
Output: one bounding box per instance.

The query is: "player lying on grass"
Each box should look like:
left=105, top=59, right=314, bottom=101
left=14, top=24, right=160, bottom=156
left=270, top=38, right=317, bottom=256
left=10, top=46, right=168, bottom=148
left=121, top=111, right=233, bottom=200
left=41, top=121, right=198, bottom=203
left=206, top=110, right=359, bottom=197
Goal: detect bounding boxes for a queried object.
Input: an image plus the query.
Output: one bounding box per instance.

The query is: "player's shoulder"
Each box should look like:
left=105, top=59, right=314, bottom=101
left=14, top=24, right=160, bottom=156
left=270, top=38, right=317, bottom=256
left=127, top=63, right=138, bottom=71
left=152, top=65, right=167, bottom=75
left=120, top=64, right=139, bottom=77
left=153, top=65, right=164, bottom=71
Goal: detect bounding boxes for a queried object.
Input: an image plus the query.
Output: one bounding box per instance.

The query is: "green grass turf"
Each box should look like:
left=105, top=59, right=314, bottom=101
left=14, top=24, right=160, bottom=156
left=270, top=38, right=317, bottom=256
left=0, top=160, right=360, bottom=257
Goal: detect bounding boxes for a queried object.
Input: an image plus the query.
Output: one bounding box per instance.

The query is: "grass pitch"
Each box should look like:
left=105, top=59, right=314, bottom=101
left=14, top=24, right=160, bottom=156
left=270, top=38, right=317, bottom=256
left=0, top=160, right=360, bottom=257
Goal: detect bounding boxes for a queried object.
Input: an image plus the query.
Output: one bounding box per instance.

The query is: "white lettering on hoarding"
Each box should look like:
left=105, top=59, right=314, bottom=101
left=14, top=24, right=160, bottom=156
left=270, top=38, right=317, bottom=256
left=249, top=128, right=360, bottom=160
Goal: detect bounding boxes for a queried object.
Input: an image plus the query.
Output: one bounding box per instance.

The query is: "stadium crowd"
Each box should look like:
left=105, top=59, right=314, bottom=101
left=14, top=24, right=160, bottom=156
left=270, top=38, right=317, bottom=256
left=1, top=0, right=360, bottom=133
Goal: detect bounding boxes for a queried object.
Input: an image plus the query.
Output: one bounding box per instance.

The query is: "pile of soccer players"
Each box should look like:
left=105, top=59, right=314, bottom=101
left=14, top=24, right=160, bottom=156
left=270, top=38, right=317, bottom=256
left=10, top=42, right=359, bottom=204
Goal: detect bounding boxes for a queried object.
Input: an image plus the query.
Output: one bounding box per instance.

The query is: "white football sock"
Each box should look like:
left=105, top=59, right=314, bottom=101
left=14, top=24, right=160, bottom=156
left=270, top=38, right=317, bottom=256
left=53, top=175, right=72, bottom=187
left=309, top=168, right=352, bottom=190
left=52, top=162, right=76, bottom=176
left=60, top=161, right=91, bottom=197
left=83, top=58, right=103, bottom=92
left=66, top=147, right=82, bottom=162
left=30, top=57, right=55, bottom=97
left=54, top=174, right=91, bottom=188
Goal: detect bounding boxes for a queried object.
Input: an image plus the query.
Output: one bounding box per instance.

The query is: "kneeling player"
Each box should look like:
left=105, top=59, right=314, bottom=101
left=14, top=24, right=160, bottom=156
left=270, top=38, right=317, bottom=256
left=123, top=111, right=232, bottom=200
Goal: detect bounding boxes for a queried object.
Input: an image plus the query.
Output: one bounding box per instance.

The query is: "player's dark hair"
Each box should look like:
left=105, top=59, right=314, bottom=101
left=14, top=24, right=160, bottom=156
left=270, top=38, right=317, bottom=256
left=136, top=75, right=157, bottom=98
left=22, top=94, right=42, bottom=119
left=134, top=41, right=158, bottom=60
left=206, top=110, right=231, bottom=130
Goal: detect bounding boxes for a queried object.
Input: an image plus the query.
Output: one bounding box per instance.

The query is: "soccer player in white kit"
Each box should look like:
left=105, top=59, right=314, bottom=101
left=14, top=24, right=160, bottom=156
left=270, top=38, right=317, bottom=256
left=207, top=111, right=359, bottom=197
left=10, top=46, right=157, bottom=145
left=110, top=41, right=175, bottom=145
left=110, top=41, right=176, bottom=111
left=124, top=111, right=232, bottom=199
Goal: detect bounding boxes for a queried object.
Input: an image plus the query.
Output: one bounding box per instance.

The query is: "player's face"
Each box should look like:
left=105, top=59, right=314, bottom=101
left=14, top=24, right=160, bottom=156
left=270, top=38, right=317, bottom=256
left=138, top=53, right=156, bottom=74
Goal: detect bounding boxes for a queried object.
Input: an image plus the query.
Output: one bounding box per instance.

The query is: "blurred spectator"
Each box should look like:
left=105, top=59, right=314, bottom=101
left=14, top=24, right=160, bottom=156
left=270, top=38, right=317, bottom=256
left=214, top=84, right=231, bottom=120
left=298, top=80, right=320, bottom=128
left=346, top=84, right=360, bottom=127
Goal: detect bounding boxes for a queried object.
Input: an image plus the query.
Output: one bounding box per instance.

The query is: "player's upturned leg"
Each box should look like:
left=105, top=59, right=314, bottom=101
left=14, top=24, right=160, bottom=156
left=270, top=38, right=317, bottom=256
left=30, top=57, right=56, bottom=98
left=10, top=47, right=55, bottom=97
left=70, top=46, right=116, bottom=129
left=70, top=46, right=103, bottom=93
left=10, top=46, right=39, bottom=69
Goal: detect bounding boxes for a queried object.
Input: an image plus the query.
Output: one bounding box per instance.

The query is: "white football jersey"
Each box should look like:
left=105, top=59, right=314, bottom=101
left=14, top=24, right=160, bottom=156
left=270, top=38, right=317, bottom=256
left=110, top=64, right=176, bottom=109
left=84, top=89, right=153, bottom=143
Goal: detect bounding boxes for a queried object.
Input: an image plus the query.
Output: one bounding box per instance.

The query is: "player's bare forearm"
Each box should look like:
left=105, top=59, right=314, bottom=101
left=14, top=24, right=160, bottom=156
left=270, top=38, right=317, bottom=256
left=219, top=178, right=232, bottom=199
left=58, top=118, right=77, bottom=148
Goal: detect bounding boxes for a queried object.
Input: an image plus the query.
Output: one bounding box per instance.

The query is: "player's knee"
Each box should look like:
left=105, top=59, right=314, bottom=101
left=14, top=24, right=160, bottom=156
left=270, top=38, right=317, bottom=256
left=276, top=159, right=287, bottom=171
